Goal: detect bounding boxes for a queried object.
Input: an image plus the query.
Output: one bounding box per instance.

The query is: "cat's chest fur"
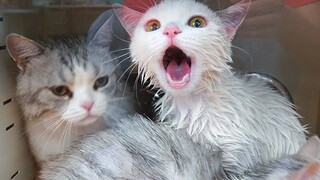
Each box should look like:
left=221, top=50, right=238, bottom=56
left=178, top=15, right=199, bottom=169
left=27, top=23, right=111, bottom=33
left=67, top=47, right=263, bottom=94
left=158, top=75, right=306, bottom=176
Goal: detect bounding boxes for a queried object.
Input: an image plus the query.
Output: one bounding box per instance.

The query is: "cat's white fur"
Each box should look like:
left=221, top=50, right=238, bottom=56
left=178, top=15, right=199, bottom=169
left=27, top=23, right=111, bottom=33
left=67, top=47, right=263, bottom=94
left=115, top=0, right=307, bottom=177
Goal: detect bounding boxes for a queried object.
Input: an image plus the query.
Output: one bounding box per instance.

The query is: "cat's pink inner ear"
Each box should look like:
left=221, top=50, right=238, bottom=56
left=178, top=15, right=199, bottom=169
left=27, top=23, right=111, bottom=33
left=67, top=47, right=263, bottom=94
left=291, top=161, right=320, bottom=180
left=220, top=0, right=251, bottom=39
left=6, top=33, right=44, bottom=71
left=123, top=0, right=160, bottom=13
left=113, top=4, right=143, bottom=36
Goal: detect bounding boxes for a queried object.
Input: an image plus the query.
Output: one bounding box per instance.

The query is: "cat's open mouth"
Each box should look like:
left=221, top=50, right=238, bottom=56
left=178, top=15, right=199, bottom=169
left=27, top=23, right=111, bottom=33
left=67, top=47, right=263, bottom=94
left=163, top=46, right=191, bottom=89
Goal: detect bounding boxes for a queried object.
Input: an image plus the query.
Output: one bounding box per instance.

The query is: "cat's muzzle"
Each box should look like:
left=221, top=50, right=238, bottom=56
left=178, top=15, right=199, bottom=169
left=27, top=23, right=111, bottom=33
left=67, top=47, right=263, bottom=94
left=163, top=46, right=191, bottom=69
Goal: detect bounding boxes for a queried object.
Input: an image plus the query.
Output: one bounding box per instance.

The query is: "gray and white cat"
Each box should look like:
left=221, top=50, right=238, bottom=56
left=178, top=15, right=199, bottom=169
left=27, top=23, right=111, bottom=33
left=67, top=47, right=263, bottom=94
left=37, top=115, right=226, bottom=180
left=37, top=116, right=320, bottom=180
left=5, top=17, right=134, bottom=164
left=114, top=0, right=307, bottom=178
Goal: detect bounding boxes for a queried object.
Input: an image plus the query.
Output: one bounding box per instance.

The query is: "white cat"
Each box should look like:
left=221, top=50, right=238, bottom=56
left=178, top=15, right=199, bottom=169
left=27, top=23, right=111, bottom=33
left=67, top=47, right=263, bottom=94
left=114, top=0, right=307, bottom=178
left=6, top=17, right=134, bottom=164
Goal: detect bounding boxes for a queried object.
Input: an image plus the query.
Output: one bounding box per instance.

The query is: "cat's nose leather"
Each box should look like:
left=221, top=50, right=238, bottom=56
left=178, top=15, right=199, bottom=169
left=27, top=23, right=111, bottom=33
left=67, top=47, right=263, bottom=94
left=163, top=25, right=181, bottom=39
left=82, top=101, right=94, bottom=111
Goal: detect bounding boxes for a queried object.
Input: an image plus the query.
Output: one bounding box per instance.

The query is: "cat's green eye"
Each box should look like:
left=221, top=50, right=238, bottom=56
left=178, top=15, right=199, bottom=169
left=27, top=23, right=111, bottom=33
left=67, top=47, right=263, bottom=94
left=188, top=16, right=206, bottom=28
left=50, top=86, right=71, bottom=97
left=145, top=20, right=161, bottom=32
left=94, top=76, right=109, bottom=90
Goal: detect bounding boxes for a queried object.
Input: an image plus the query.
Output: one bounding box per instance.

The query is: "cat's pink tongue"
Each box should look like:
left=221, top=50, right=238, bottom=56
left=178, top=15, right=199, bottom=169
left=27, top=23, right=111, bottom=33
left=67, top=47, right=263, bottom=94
left=166, top=60, right=191, bottom=89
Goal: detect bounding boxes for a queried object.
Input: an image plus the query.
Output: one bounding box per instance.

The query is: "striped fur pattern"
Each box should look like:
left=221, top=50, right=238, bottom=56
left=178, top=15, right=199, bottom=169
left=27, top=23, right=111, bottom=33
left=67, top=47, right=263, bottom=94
left=6, top=17, right=134, bottom=164
left=38, top=115, right=227, bottom=180
left=114, top=0, right=307, bottom=178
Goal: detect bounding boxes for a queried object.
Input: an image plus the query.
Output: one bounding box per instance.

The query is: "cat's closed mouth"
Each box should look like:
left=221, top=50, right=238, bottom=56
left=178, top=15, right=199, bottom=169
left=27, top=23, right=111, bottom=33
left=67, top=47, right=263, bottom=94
left=163, top=46, right=191, bottom=89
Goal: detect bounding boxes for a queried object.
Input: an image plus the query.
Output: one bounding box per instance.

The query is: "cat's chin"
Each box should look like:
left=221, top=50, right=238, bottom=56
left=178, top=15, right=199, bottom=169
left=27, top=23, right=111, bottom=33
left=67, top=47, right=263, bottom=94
left=75, top=115, right=100, bottom=126
left=162, top=46, right=192, bottom=90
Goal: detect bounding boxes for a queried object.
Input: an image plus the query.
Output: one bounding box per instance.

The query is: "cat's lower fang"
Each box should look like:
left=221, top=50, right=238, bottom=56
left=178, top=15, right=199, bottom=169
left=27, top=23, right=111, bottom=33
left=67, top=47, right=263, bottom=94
left=166, top=73, right=190, bottom=89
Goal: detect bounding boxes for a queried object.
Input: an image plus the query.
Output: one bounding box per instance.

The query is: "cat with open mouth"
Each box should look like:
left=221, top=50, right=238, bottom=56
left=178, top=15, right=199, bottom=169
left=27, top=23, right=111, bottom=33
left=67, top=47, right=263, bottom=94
left=114, top=0, right=307, bottom=178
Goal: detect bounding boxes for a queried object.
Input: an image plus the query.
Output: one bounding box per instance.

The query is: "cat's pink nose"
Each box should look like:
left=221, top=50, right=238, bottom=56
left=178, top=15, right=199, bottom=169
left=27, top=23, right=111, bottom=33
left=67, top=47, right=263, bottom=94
left=163, top=25, right=181, bottom=39
left=82, top=101, right=94, bottom=111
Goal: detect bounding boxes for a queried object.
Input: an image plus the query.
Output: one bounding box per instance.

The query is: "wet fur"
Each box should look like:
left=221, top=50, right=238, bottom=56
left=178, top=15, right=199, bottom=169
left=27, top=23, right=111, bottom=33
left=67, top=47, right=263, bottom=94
left=115, top=0, right=307, bottom=178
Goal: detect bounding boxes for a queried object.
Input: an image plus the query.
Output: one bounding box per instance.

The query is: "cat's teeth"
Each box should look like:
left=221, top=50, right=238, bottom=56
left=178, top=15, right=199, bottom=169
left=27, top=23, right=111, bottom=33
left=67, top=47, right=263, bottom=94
left=166, top=72, right=190, bottom=89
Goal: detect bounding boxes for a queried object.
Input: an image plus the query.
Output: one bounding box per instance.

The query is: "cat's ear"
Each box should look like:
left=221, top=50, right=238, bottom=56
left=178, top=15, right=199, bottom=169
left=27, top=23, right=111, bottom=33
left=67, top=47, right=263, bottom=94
left=6, top=33, right=45, bottom=71
left=219, top=0, right=251, bottom=40
left=113, top=3, right=143, bottom=36
left=88, top=15, right=114, bottom=50
left=298, top=136, right=320, bottom=159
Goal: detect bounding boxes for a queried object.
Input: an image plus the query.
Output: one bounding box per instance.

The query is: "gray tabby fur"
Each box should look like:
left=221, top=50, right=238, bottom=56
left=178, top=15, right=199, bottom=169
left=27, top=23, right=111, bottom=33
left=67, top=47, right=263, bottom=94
left=38, top=115, right=226, bottom=180
left=5, top=16, right=135, bottom=164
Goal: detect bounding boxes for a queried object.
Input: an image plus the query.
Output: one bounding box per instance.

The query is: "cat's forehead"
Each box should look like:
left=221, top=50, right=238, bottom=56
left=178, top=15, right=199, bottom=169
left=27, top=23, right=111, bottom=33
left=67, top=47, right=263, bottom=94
left=26, top=49, right=111, bottom=86
left=143, top=0, right=213, bottom=22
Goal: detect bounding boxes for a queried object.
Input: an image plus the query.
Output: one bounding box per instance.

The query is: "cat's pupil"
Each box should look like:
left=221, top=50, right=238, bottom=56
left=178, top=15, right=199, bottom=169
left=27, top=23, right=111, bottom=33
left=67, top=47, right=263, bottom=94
left=51, top=86, right=71, bottom=97
left=151, top=23, right=159, bottom=31
left=94, top=76, right=109, bottom=90
left=194, top=20, right=201, bottom=27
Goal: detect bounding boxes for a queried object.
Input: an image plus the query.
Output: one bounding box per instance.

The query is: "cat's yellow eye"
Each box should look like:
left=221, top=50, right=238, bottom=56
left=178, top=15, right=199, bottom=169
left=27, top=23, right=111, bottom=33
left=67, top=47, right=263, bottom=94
left=188, top=16, right=206, bottom=28
left=94, top=76, right=109, bottom=90
left=145, top=20, right=161, bottom=32
left=50, top=86, right=71, bottom=97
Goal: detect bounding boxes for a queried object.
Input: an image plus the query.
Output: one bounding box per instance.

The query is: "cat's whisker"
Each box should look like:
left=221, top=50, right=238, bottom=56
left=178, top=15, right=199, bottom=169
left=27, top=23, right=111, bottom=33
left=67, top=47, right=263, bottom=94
left=109, top=51, right=131, bottom=61
left=109, top=47, right=130, bottom=54
left=98, top=51, right=130, bottom=64
left=117, top=63, right=138, bottom=107
left=117, top=61, right=137, bottom=83
left=18, top=113, right=63, bottom=139
left=111, top=32, right=131, bottom=43
left=101, top=53, right=131, bottom=66
left=62, top=112, right=84, bottom=121
left=133, top=73, right=141, bottom=110
left=230, top=45, right=253, bottom=61
left=110, top=55, right=132, bottom=74
left=39, top=119, right=65, bottom=156
left=59, top=120, right=73, bottom=157
left=131, top=47, right=156, bottom=84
